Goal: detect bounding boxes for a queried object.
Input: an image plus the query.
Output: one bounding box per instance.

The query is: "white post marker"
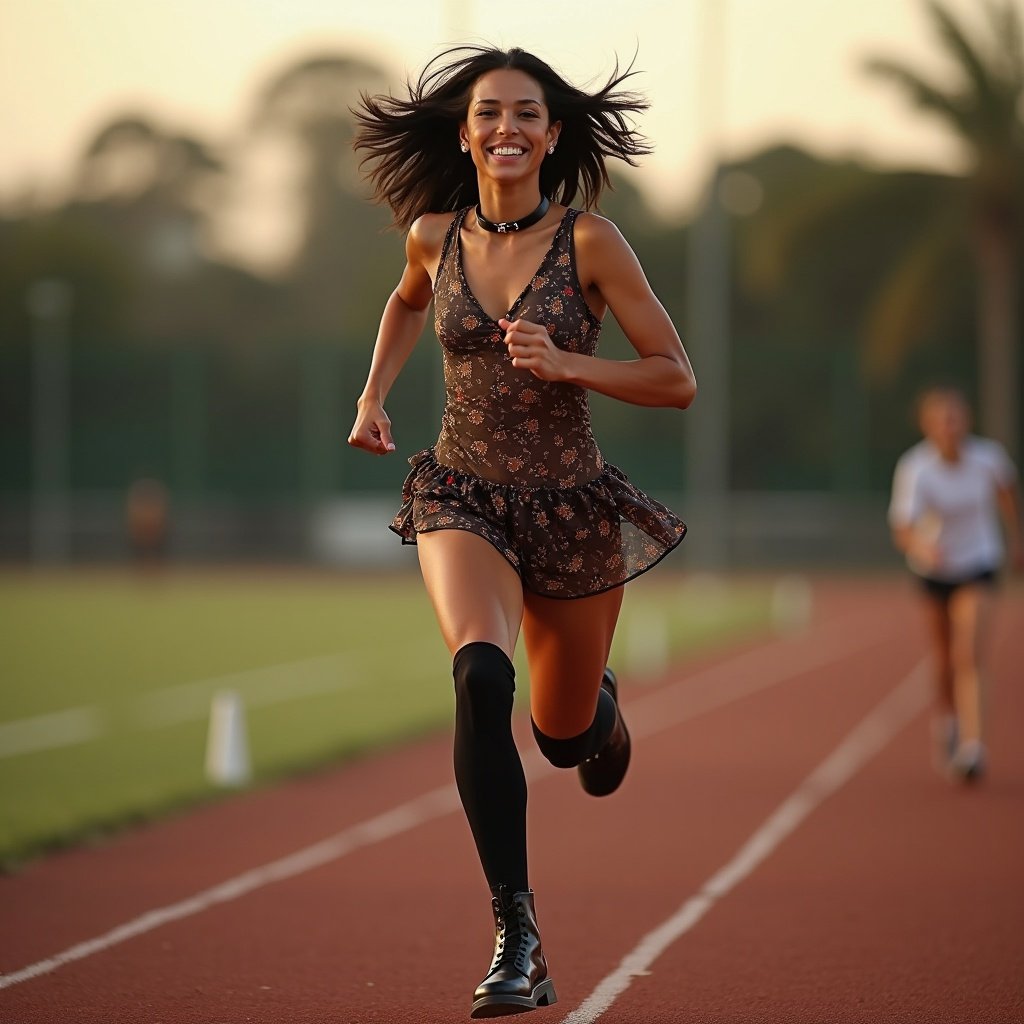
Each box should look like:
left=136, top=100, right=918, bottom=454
left=770, top=574, right=813, bottom=634
left=204, top=690, right=251, bottom=787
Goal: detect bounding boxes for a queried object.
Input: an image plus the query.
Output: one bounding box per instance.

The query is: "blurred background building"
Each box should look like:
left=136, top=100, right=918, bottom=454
left=1, top=0, right=1021, bottom=569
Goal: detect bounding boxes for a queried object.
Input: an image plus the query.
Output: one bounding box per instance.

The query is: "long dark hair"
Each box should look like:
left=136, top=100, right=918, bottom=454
left=353, top=45, right=650, bottom=228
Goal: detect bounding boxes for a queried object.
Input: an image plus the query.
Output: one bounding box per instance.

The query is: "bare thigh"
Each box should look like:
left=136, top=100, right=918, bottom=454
left=523, top=585, right=624, bottom=738
left=948, top=584, right=995, bottom=674
left=417, top=530, right=524, bottom=658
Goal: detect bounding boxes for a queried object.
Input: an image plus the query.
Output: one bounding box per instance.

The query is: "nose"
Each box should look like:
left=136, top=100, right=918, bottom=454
left=496, top=112, right=518, bottom=135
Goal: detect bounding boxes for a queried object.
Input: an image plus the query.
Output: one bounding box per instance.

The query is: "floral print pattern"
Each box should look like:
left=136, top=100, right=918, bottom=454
left=390, top=207, right=686, bottom=598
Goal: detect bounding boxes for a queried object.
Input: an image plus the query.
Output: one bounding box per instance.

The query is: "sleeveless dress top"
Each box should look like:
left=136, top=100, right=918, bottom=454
left=390, top=206, right=686, bottom=598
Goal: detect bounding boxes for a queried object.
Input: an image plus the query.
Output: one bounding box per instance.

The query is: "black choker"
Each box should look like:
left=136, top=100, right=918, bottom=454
left=475, top=196, right=550, bottom=233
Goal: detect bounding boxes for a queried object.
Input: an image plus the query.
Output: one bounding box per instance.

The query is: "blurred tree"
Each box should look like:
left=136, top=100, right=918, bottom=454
left=0, top=209, right=135, bottom=347
left=248, top=53, right=402, bottom=339
left=717, top=143, right=978, bottom=490
left=735, top=145, right=969, bottom=343
left=77, top=115, right=223, bottom=209
left=68, top=113, right=283, bottom=346
left=72, top=114, right=223, bottom=284
left=864, top=0, right=1023, bottom=457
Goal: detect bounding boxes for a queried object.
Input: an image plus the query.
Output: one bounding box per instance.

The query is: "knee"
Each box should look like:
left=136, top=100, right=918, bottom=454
left=531, top=719, right=589, bottom=769
left=453, top=641, right=516, bottom=723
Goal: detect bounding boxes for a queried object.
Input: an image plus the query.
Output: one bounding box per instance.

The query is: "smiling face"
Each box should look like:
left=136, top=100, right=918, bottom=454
left=459, top=68, right=560, bottom=182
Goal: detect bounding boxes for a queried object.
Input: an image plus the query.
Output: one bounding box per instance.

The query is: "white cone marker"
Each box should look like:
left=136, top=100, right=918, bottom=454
left=205, top=689, right=251, bottom=786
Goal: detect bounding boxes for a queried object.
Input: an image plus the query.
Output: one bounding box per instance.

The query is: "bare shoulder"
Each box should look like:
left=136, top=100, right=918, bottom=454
left=408, top=211, right=458, bottom=263
left=572, top=210, right=642, bottom=284
left=572, top=210, right=628, bottom=249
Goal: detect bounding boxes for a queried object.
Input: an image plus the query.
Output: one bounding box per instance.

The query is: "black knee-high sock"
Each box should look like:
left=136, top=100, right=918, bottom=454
left=452, top=641, right=529, bottom=894
left=531, top=687, right=617, bottom=768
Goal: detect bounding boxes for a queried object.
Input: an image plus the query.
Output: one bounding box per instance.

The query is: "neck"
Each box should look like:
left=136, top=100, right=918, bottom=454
left=476, top=182, right=545, bottom=225
left=476, top=197, right=549, bottom=235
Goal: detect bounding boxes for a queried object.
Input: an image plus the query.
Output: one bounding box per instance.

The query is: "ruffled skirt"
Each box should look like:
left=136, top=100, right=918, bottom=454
left=390, top=448, right=686, bottom=599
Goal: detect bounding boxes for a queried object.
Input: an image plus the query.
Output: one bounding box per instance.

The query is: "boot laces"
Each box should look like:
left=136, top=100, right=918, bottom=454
left=492, top=899, right=529, bottom=973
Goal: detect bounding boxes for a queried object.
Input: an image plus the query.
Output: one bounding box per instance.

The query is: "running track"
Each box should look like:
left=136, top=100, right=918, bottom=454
left=2, top=577, right=1022, bottom=1023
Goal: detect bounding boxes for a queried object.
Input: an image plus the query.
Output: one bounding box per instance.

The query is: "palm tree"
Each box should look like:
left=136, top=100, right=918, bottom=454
left=865, top=0, right=1024, bottom=458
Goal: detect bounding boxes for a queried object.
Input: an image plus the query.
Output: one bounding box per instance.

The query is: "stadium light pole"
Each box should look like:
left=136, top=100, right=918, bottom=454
left=685, top=0, right=731, bottom=568
left=28, top=279, right=73, bottom=565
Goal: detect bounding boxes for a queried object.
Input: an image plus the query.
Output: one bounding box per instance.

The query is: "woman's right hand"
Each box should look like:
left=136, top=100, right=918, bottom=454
left=347, top=399, right=396, bottom=455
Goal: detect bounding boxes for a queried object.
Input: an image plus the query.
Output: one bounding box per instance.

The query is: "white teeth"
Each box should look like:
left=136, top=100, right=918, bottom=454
left=492, top=146, right=525, bottom=156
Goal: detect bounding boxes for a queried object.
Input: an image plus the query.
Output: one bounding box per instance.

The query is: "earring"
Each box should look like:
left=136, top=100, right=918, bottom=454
left=460, top=142, right=469, bottom=153
left=548, top=145, right=555, bottom=154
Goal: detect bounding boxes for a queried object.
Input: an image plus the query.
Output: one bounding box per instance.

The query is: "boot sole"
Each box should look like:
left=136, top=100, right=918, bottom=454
left=470, top=978, right=557, bottom=1017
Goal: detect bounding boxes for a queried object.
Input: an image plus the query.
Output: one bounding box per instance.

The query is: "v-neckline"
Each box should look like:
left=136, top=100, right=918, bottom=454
left=455, top=207, right=571, bottom=326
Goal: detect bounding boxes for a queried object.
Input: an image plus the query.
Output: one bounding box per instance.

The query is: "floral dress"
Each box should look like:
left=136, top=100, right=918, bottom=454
left=390, top=206, right=686, bottom=598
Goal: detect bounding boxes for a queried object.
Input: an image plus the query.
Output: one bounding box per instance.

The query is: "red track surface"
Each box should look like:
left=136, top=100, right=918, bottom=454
left=2, top=577, right=1023, bottom=1023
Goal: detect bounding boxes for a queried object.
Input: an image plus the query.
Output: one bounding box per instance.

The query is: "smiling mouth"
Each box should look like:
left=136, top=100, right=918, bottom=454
left=489, top=145, right=527, bottom=157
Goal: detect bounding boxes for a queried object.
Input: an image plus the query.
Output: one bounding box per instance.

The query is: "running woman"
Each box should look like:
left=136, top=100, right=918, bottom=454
left=348, top=46, right=695, bottom=1017
left=889, top=386, right=1022, bottom=782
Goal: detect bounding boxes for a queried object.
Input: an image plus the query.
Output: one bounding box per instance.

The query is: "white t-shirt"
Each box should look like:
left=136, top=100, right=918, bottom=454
left=888, top=436, right=1016, bottom=580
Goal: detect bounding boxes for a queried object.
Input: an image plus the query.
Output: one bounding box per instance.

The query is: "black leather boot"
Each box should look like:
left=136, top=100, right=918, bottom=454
left=577, top=668, right=631, bottom=797
left=471, top=888, right=557, bottom=1018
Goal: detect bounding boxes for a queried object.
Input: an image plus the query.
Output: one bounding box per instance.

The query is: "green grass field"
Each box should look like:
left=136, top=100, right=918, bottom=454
left=0, top=568, right=775, bottom=869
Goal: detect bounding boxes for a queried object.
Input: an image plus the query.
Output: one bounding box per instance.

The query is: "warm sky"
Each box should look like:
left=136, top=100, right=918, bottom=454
left=0, top=0, right=1011, bottom=217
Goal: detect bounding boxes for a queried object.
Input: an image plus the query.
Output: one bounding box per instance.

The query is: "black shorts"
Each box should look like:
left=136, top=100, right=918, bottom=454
left=915, top=567, right=998, bottom=603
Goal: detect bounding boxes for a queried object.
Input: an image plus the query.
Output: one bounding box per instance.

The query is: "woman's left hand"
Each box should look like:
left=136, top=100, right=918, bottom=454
left=499, top=317, right=567, bottom=382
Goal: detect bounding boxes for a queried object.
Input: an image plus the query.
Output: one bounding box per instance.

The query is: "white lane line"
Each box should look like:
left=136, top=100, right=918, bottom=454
left=0, top=784, right=463, bottom=991
left=0, top=623, right=892, bottom=992
left=626, top=616, right=887, bottom=741
left=560, top=660, right=930, bottom=1024
left=0, top=707, right=105, bottom=758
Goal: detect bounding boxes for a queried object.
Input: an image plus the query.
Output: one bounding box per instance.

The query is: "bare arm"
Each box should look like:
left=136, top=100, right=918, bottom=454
left=891, top=524, right=914, bottom=555
left=888, top=455, right=943, bottom=572
left=501, top=214, right=696, bottom=409
left=348, top=219, right=440, bottom=455
left=890, top=523, right=941, bottom=571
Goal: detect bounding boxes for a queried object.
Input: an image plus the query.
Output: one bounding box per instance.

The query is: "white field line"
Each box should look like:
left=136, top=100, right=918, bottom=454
left=559, top=660, right=930, bottom=1024
left=0, top=620, right=891, bottom=993
left=0, top=653, right=378, bottom=757
left=0, top=604, right=876, bottom=758
left=0, top=707, right=106, bottom=758
left=135, top=653, right=357, bottom=728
